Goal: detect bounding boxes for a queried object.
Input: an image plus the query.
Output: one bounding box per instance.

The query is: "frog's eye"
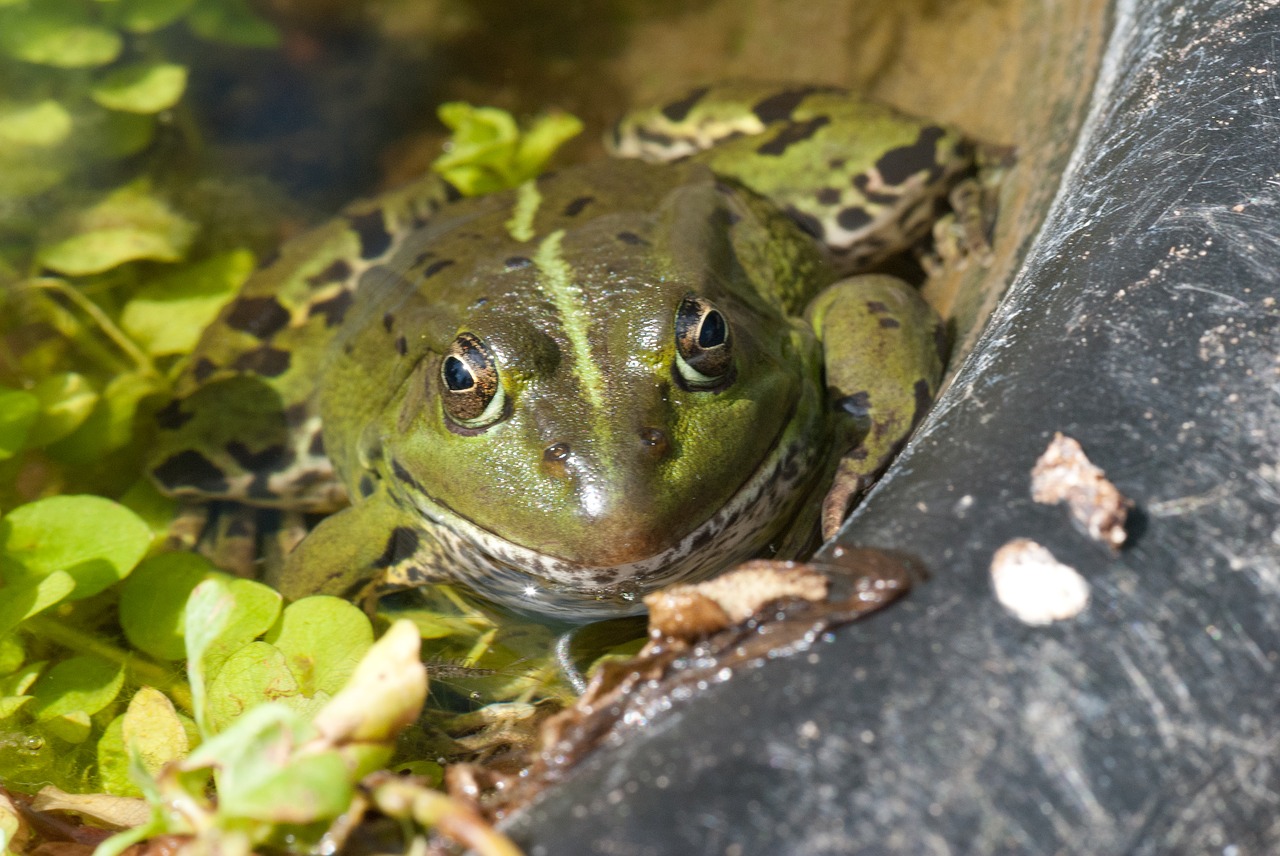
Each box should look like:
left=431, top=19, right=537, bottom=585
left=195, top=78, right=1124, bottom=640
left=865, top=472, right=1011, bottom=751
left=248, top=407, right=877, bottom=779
left=440, top=332, right=508, bottom=429
left=674, top=295, right=734, bottom=390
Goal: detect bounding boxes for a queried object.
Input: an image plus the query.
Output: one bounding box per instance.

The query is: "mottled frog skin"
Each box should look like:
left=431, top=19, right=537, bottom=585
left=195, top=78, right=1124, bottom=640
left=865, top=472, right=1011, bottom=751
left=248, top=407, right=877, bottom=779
left=150, top=84, right=964, bottom=621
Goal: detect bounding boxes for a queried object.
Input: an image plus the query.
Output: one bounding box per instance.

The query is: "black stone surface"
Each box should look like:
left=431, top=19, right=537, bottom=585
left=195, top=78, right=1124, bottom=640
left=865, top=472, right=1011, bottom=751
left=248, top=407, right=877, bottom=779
left=504, top=0, right=1280, bottom=851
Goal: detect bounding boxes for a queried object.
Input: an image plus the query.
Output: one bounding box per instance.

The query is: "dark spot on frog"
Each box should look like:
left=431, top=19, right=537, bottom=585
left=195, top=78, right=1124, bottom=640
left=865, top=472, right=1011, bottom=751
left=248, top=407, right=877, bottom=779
left=848, top=447, right=869, bottom=461
left=152, top=450, right=229, bottom=493
left=691, top=526, right=715, bottom=551
left=347, top=209, right=392, bottom=260
left=836, top=391, right=872, bottom=419
left=505, top=256, right=532, bottom=271
left=911, top=378, right=933, bottom=428
left=284, top=402, right=309, bottom=427
left=784, top=205, right=825, bottom=240
left=879, top=317, right=901, bottom=329
left=193, top=357, right=218, bottom=383
left=308, top=290, right=353, bottom=327
left=374, top=526, right=421, bottom=569
left=422, top=259, right=455, bottom=279
left=155, top=398, right=192, bottom=430
left=617, top=231, right=647, bottom=246
left=226, top=440, right=292, bottom=472
left=852, top=174, right=900, bottom=206
left=828, top=157, right=846, bottom=170
left=592, top=571, right=619, bottom=585
left=412, top=250, right=435, bottom=267
left=232, top=345, right=291, bottom=377
left=876, top=126, right=947, bottom=186
left=780, top=450, right=801, bottom=483
left=661, top=86, right=710, bottom=122
left=865, top=300, right=889, bottom=314
left=837, top=206, right=873, bottom=233
left=306, top=258, right=353, bottom=288
left=392, top=458, right=425, bottom=493
left=395, top=335, right=408, bottom=356
left=247, top=472, right=282, bottom=501
left=756, top=116, right=830, bottom=157
left=816, top=187, right=842, bottom=206
left=226, top=296, right=291, bottom=340
left=751, top=87, right=830, bottom=124
left=382, top=312, right=395, bottom=332
left=224, top=516, right=254, bottom=539
left=563, top=196, right=594, bottom=217
left=358, top=475, right=375, bottom=498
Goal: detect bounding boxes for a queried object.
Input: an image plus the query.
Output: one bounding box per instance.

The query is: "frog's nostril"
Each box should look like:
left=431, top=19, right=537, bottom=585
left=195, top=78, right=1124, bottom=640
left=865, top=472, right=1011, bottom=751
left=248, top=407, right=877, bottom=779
left=639, top=427, right=669, bottom=457
left=544, top=442, right=571, bottom=463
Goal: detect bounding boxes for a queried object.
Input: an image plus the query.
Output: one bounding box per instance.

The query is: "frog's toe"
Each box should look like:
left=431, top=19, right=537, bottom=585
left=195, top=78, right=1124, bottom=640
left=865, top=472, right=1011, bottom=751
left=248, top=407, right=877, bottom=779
left=820, top=457, right=874, bottom=541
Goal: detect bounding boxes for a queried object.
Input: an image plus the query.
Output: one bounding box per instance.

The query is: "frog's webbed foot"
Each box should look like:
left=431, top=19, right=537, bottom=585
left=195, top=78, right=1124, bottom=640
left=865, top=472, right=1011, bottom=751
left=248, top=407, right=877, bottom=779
left=807, top=273, right=945, bottom=540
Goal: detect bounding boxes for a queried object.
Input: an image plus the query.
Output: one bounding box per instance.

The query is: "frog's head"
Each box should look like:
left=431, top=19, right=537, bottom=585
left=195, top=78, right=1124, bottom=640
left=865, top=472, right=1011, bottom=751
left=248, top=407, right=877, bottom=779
left=340, top=162, right=831, bottom=611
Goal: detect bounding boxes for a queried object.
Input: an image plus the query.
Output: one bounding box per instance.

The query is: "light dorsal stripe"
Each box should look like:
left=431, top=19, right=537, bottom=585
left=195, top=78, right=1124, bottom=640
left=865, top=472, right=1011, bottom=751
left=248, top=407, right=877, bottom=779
left=506, top=180, right=541, bottom=242
left=534, top=229, right=606, bottom=409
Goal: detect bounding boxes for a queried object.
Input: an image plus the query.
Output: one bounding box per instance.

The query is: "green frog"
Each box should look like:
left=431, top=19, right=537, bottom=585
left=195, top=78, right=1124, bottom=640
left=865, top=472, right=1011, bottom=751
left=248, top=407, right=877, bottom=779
left=150, top=84, right=964, bottom=621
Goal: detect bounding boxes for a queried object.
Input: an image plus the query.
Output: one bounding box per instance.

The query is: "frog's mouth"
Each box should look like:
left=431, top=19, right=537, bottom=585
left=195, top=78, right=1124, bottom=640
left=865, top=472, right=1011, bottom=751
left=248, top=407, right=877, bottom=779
left=404, top=422, right=825, bottom=621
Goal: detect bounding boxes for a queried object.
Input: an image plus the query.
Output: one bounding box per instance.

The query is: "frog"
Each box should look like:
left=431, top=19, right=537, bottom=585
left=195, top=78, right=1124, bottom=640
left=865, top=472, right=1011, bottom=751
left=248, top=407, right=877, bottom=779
left=149, top=84, right=966, bottom=622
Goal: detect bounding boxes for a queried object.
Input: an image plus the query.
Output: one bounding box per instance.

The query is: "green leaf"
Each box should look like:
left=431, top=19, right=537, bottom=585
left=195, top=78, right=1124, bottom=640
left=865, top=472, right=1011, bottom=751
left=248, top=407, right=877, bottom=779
left=0, top=100, right=72, bottom=148
left=0, top=387, right=38, bottom=460
left=0, top=496, right=151, bottom=599
left=118, top=479, right=178, bottom=544
left=206, top=641, right=305, bottom=730
left=45, top=371, right=163, bottom=464
left=91, top=62, right=188, bottom=114
left=265, top=596, right=373, bottom=699
left=219, top=749, right=352, bottom=823
left=0, top=636, right=22, bottom=677
left=119, top=552, right=217, bottom=661
left=108, top=0, right=195, bottom=33
left=37, top=181, right=197, bottom=276
left=29, top=656, right=125, bottom=721
left=99, top=687, right=192, bottom=796
left=181, top=703, right=349, bottom=824
left=432, top=103, right=582, bottom=196
left=187, top=0, right=279, bottom=47
left=184, top=577, right=281, bottom=734
left=0, top=696, right=33, bottom=720
left=0, top=4, right=123, bottom=68
left=0, top=571, right=76, bottom=637
left=29, top=373, right=99, bottom=447
left=42, top=709, right=91, bottom=743
left=120, top=249, right=254, bottom=355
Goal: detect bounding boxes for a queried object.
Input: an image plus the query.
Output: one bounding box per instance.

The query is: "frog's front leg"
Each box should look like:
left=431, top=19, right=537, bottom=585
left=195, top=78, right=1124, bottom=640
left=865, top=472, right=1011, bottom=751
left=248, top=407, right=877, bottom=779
left=808, top=273, right=945, bottom=539
left=269, top=488, right=444, bottom=605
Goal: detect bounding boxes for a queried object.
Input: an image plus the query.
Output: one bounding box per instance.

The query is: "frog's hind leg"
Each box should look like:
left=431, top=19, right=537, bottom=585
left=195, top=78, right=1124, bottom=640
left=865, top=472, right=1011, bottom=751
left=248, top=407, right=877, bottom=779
left=609, top=83, right=973, bottom=272
left=808, top=273, right=946, bottom=539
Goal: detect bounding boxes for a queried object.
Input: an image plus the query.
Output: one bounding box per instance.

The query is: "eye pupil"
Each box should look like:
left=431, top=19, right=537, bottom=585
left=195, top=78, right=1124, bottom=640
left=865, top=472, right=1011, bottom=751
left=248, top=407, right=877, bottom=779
left=442, top=355, right=473, bottom=391
left=698, top=310, right=726, bottom=348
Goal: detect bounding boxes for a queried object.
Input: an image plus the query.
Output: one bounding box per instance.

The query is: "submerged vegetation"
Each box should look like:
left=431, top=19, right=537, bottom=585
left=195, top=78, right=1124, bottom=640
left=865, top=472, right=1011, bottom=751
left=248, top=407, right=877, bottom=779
left=0, top=2, right=587, bottom=852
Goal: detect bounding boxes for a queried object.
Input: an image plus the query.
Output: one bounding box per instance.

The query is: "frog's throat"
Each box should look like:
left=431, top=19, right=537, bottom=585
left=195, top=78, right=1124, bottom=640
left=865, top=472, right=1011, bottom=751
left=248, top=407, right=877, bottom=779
left=400, top=421, right=825, bottom=620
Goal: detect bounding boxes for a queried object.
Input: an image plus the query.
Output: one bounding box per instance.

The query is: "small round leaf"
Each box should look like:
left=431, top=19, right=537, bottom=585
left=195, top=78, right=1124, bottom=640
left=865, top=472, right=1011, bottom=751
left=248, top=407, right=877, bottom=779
left=0, top=495, right=151, bottom=598
left=91, top=62, right=188, bottom=114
